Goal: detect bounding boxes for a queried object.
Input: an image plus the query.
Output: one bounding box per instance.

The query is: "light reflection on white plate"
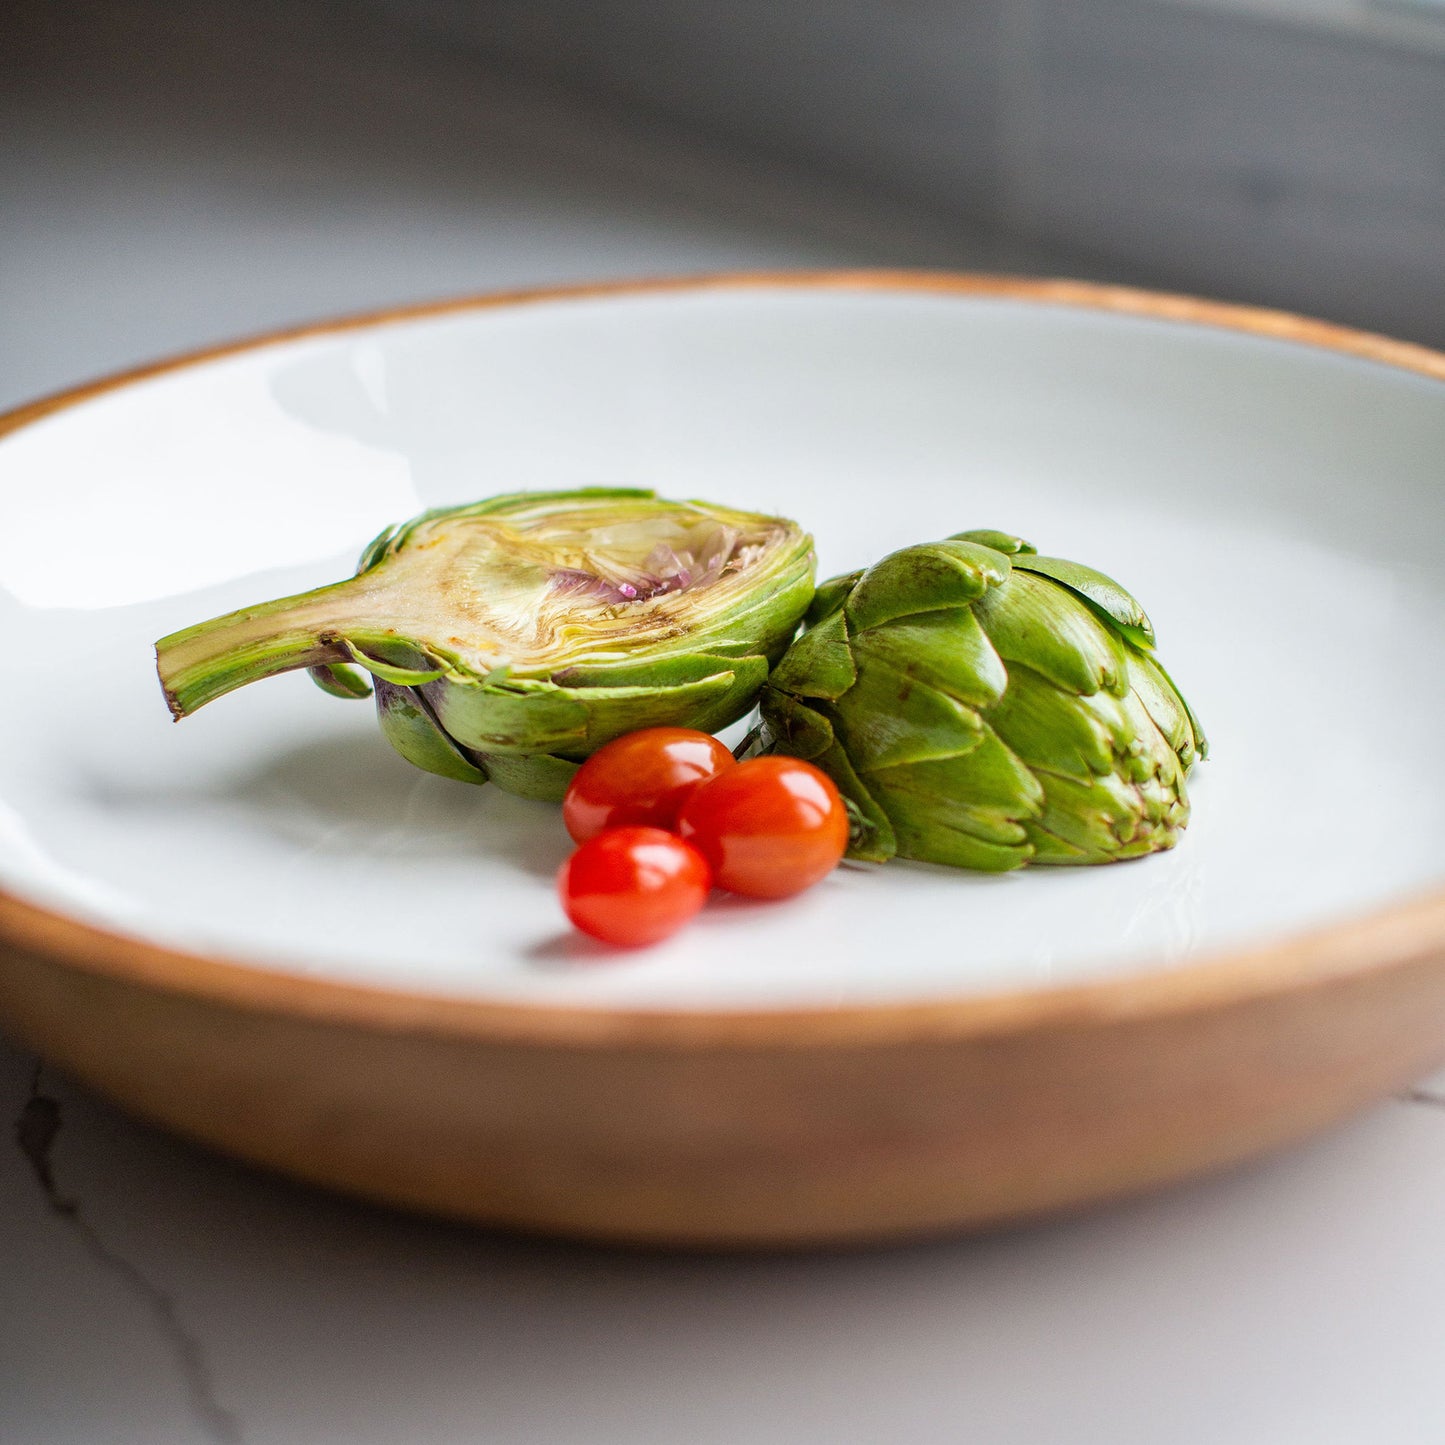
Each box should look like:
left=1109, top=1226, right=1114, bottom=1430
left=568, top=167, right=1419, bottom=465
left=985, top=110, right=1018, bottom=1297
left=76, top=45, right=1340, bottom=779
left=0, top=340, right=418, bottom=610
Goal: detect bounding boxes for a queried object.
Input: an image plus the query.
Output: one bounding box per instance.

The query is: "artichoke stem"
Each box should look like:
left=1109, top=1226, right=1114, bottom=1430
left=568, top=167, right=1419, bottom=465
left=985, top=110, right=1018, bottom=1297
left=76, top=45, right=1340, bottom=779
left=156, top=580, right=372, bottom=719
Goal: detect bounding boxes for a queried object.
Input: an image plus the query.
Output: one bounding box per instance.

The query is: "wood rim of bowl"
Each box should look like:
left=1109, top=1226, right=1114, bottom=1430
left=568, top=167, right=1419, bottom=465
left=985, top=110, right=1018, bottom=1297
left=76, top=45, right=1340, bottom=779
left=3, top=269, right=1444, bottom=1049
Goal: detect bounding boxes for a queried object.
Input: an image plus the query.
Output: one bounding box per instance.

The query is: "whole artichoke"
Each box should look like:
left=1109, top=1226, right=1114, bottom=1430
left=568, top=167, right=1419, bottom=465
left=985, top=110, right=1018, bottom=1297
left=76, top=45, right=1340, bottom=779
left=157, top=489, right=815, bottom=801
left=757, top=530, right=1206, bottom=870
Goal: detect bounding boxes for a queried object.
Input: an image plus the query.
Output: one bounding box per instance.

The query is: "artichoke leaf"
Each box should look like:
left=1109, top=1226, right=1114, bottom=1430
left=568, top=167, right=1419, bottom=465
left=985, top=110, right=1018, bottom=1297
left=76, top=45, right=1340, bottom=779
left=308, top=662, right=374, bottom=700
left=845, top=540, right=1010, bottom=633
left=949, top=529, right=1036, bottom=557
left=888, top=821, right=1034, bottom=873
left=818, top=734, right=898, bottom=863
left=834, top=656, right=987, bottom=773
left=552, top=651, right=760, bottom=690
left=1026, top=824, right=1090, bottom=864
left=1012, top=554, right=1156, bottom=650
left=866, top=728, right=1043, bottom=853
left=972, top=569, right=1131, bottom=697
left=1132, top=651, right=1209, bottom=763
left=374, top=679, right=490, bottom=786
left=985, top=663, right=1121, bottom=782
left=474, top=751, right=579, bottom=803
left=756, top=688, right=836, bottom=762
left=1028, top=767, right=1188, bottom=863
left=805, top=570, right=863, bottom=626
left=1115, top=655, right=1206, bottom=772
left=692, top=570, right=818, bottom=662
left=430, top=662, right=754, bottom=756
left=765, top=609, right=856, bottom=700
left=427, top=677, right=590, bottom=755
left=356, top=522, right=401, bottom=574
left=339, top=640, right=449, bottom=688
left=850, top=607, right=1008, bottom=710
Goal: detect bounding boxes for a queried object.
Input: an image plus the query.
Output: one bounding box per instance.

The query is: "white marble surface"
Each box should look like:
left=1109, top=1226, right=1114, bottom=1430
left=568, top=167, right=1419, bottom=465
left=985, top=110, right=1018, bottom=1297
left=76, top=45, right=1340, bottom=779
left=4, top=5, right=1445, bottom=1442
left=7, top=1039, right=1445, bottom=1445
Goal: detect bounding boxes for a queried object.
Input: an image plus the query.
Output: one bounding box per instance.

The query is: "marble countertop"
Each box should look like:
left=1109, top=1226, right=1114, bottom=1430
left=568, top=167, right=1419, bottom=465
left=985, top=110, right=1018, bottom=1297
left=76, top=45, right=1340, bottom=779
left=4, top=6, right=1445, bottom=1441
left=6, top=1036, right=1445, bottom=1445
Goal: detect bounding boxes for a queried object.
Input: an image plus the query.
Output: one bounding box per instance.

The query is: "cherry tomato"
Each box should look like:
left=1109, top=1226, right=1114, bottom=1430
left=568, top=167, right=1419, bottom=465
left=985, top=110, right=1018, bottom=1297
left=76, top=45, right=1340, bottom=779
left=676, top=756, right=849, bottom=899
left=558, top=826, right=712, bottom=947
left=562, top=727, right=736, bottom=844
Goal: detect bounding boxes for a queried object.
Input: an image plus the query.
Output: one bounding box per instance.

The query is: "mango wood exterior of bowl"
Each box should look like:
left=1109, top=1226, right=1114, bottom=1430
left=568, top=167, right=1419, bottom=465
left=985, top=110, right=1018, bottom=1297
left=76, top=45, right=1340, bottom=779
left=4, top=890, right=1445, bottom=1246
left=3, top=273, right=1445, bottom=1248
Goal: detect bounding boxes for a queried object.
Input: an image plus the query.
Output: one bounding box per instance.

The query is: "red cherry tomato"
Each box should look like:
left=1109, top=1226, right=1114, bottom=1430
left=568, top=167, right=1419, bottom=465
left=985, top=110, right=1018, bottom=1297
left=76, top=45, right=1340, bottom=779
left=676, top=756, right=849, bottom=899
left=562, top=727, right=736, bottom=844
left=558, top=826, right=712, bottom=947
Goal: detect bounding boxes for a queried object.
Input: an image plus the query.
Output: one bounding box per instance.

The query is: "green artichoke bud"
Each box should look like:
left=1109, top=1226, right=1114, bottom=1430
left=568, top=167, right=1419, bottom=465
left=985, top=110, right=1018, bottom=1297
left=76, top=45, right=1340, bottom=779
left=757, top=530, right=1206, bottom=870
left=157, top=489, right=815, bottom=801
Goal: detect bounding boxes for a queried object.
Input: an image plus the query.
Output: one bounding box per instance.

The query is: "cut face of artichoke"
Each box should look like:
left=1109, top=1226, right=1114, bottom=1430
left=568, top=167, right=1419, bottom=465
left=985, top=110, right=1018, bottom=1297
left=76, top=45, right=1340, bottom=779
left=758, top=530, right=1206, bottom=871
left=156, top=489, right=815, bottom=800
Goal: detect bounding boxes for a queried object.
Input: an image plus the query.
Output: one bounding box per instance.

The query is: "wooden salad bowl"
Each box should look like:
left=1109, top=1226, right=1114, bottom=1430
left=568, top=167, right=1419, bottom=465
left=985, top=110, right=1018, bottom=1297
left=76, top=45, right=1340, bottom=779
left=1, top=272, right=1443, bottom=1246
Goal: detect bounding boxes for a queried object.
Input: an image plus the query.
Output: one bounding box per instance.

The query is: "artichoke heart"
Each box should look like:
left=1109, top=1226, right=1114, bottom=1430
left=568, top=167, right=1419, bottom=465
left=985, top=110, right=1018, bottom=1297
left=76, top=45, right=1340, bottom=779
left=156, top=489, right=815, bottom=801
left=758, top=530, right=1206, bottom=870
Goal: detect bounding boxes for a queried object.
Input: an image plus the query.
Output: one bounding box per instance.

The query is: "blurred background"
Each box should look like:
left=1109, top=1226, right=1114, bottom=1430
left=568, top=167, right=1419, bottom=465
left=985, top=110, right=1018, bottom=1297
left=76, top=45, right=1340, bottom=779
left=5, top=0, right=1444, bottom=415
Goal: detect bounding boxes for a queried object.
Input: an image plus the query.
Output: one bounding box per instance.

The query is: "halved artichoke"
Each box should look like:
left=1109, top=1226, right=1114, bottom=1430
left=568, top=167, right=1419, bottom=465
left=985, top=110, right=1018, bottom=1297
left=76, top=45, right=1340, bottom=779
left=756, top=530, right=1206, bottom=870
left=157, top=489, right=815, bottom=800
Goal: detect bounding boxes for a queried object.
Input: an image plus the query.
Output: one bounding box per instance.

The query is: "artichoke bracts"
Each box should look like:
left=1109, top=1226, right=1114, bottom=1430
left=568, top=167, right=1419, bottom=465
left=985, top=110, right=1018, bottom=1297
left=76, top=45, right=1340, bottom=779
left=157, top=489, right=815, bottom=801
left=757, top=531, right=1206, bottom=870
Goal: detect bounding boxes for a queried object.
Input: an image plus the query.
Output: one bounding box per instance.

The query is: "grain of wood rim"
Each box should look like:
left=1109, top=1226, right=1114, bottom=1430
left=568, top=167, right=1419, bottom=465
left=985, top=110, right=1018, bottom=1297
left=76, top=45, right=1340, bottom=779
left=3, top=269, right=1444, bottom=1050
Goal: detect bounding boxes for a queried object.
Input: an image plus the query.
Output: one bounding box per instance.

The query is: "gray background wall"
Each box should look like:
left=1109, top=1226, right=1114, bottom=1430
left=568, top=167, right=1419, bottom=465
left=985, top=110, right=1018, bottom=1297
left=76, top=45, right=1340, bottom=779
left=361, top=0, right=1445, bottom=346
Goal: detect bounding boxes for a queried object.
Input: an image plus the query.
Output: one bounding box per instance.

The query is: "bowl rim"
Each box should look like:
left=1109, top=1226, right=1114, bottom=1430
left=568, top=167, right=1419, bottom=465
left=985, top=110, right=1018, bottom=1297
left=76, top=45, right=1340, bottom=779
left=4, top=268, right=1444, bottom=1049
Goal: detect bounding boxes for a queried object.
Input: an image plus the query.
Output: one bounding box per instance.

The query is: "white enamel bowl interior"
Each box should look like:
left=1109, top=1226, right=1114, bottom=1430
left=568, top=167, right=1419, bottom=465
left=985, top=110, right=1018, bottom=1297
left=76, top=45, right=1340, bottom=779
left=1, top=284, right=1441, bottom=1009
